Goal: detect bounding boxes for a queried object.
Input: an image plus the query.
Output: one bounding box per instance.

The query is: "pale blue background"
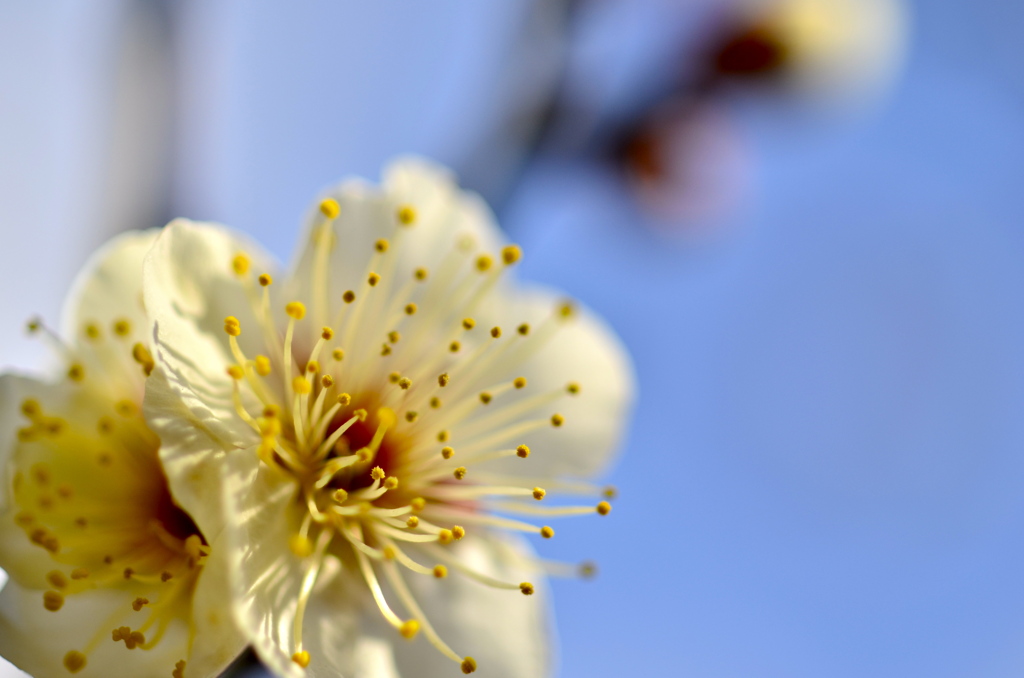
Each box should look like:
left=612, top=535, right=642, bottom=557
left=3, top=1, right=1024, bottom=677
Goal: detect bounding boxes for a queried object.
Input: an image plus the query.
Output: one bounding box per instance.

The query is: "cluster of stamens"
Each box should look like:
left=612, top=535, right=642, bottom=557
left=13, top=317, right=205, bottom=674
left=221, top=199, right=615, bottom=673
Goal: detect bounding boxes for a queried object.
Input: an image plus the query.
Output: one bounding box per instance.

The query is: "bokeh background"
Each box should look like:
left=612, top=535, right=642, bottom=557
left=3, top=1, right=1024, bottom=677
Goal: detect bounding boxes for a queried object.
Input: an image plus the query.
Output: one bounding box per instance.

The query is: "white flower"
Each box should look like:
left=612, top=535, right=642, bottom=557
left=0, top=232, right=244, bottom=677
left=731, top=0, right=908, bottom=103
left=143, top=159, right=634, bottom=677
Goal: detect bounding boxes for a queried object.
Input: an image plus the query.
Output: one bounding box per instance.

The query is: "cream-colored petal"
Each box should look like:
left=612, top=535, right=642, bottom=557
left=142, top=219, right=270, bottom=453
left=389, top=533, right=552, bottom=678
left=282, top=157, right=505, bottom=340
left=456, top=285, right=635, bottom=481
left=60, top=229, right=158, bottom=349
left=185, top=531, right=249, bottom=678
left=0, top=576, right=191, bottom=678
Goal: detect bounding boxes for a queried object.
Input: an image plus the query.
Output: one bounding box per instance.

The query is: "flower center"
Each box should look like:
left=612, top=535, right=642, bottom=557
left=222, top=200, right=613, bottom=674
left=13, top=319, right=206, bottom=674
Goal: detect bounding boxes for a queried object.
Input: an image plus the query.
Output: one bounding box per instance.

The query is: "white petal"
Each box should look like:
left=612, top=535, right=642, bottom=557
left=390, top=533, right=552, bottom=678
left=0, top=576, right=190, bottom=678
left=186, top=531, right=250, bottom=678
left=283, top=157, right=504, bottom=337
left=143, top=221, right=272, bottom=525
left=459, top=285, right=635, bottom=480
left=60, top=229, right=158, bottom=346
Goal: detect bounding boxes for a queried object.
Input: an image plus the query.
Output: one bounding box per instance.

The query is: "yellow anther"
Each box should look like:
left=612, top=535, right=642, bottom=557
left=161, top=572, right=173, bottom=582
left=20, top=398, right=41, bottom=418
left=292, top=650, right=312, bottom=668
left=414, top=267, right=428, bottom=281
left=559, top=301, right=575, bottom=318
left=540, top=526, right=555, bottom=539
left=289, top=535, right=314, bottom=558
left=437, top=430, right=450, bottom=443
left=67, top=363, right=85, bottom=382
left=551, top=413, right=565, bottom=427
left=479, top=392, right=492, bottom=404
left=384, top=476, right=399, bottom=490
left=333, top=488, right=349, bottom=503
left=519, top=582, right=535, bottom=595
left=449, top=341, right=461, bottom=353
left=383, top=546, right=397, bottom=561
left=255, top=355, right=272, bottom=376
left=371, top=466, right=386, bottom=481
left=400, top=619, right=420, bottom=639
left=223, top=316, right=241, bottom=336
left=113, top=318, right=131, bottom=337
left=173, top=660, right=186, bottom=678
left=354, top=408, right=368, bottom=422
left=132, top=597, right=149, bottom=612
left=381, top=343, right=392, bottom=356
left=342, top=290, right=356, bottom=304
left=97, top=416, right=115, bottom=435
left=321, top=326, right=334, bottom=340
left=405, top=411, right=418, bottom=423
left=292, top=377, right=312, bottom=395
left=320, top=198, right=340, bottom=219
left=509, top=378, right=526, bottom=390
left=286, top=301, right=306, bottom=319
left=433, top=565, right=448, bottom=579
left=441, top=446, right=454, bottom=460
left=337, top=393, right=352, bottom=406
left=596, top=501, right=612, bottom=516
left=226, top=365, right=245, bottom=380
left=475, top=255, right=493, bottom=272
left=490, top=326, right=502, bottom=338
left=430, top=397, right=442, bottom=409
left=502, top=245, right=522, bottom=265
left=25, top=317, right=41, bottom=333
left=404, top=303, right=417, bottom=315
left=567, top=382, right=581, bottom=394
left=406, top=516, right=420, bottom=528
left=375, top=239, right=390, bottom=253
left=461, top=657, right=477, bottom=674
left=333, top=348, right=345, bottom=361
left=84, top=323, right=101, bottom=340
left=398, top=377, right=412, bottom=390
left=259, top=273, right=273, bottom=287
left=603, top=486, right=618, bottom=499
left=321, top=374, right=334, bottom=388
left=63, top=651, right=87, bottom=673
left=389, top=372, right=401, bottom=384
left=306, top=360, right=320, bottom=374
left=410, top=497, right=426, bottom=512
left=115, top=399, right=137, bottom=417
left=232, top=253, right=250, bottom=275
left=368, top=272, right=380, bottom=287
left=132, top=343, right=155, bottom=376
left=517, top=323, right=530, bottom=336
left=438, top=529, right=454, bottom=545
left=462, top=317, right=476, bottom=330
left=516, top=444, right=530, bottom=458
left=388, top=331, right=401, bottom=343
left=452, top=525, right=465, bottom=540
left=453, top=467, right=467, bottom=480
left=438, top=373, right=450, bottom=387
left=47, top=571, right=68, bottom=590
left=532, top=487, right=546, bottom=501
left=70, top=568, right=89, bottom=580
left=43, top=590, right=64, bottom=611
left=123, top=566, right=135, bottom=580
left=397, top=205, right=417, bottom=225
